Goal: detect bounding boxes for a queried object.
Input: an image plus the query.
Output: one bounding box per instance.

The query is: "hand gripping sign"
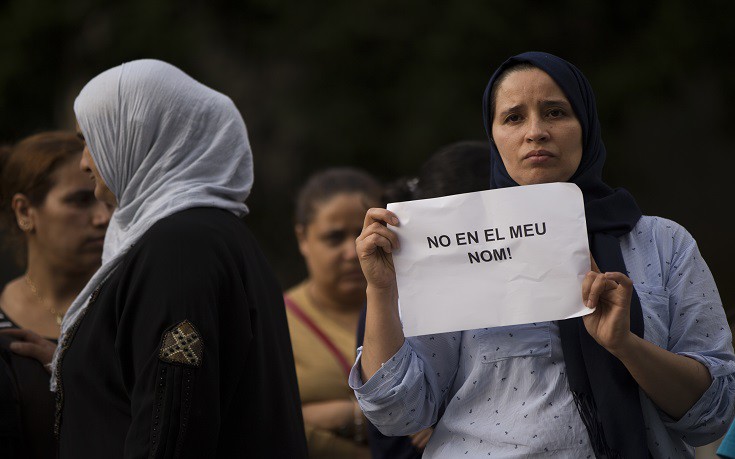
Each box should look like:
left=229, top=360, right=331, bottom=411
left=386, top=183, right=592, bottom=337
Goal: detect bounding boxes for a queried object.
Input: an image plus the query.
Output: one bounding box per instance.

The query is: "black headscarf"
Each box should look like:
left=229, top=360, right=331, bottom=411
left=482, top=51, right=648, bottom=458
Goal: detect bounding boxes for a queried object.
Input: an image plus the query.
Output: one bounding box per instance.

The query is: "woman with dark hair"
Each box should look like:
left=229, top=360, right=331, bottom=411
left=285, top=167, right=381, bottom=458
left=0, top=131, right=111, bottom=458
left=381, top=141, right=491, bottom=204
left=350, top=52, right=734, bottom=458
left=50, top=59, right=307, bottom=458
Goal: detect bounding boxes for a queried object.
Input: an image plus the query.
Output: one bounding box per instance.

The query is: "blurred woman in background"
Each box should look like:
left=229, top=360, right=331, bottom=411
left=285, top=167, right=382, bottom=458
left=0, top=131, right=110, bottom=458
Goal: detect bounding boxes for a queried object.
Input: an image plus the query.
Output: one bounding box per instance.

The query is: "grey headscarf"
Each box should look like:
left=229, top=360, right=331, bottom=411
left=50, top=59, right=253, bottom=389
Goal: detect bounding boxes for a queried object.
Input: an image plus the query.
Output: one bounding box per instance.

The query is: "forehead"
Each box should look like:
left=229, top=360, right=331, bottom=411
left=47, top=153, right=88, bottom=191
left=311, top=193, right=373, bottom=226
left=495, top=68, right=569, bottom=108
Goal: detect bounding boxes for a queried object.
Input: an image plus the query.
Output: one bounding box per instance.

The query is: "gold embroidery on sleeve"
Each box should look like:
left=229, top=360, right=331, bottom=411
left=158, top=320, right=203, bottom=367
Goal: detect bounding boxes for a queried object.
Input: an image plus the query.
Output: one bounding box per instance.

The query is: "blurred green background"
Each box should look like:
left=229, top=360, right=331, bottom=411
left=1, top=0, right=734, bottom=321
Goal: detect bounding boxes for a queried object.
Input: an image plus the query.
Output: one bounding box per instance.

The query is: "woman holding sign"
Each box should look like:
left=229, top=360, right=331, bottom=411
left=350, top=52, right=735, bottom=458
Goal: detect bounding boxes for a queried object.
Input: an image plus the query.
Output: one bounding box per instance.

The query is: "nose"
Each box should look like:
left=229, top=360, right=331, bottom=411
left=79, top=152, right=90, bottom=173
left=525, top=115, right=549, bottom=143
left=92, top=201, right=112, bottom=228
left=344, top=237, right=359, bottom=261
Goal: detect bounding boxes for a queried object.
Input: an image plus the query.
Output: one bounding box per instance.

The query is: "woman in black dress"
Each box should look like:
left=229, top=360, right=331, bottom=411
left=50, top=59, right=307, bottom=458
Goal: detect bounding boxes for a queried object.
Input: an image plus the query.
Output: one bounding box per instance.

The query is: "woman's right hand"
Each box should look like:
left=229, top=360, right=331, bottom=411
left=356, top=208, right=400, bottom=291
left=410, top=426, right=434, bottom=451
left=0, top=328, right=56, bottom=372
left=358, top=208, right=405, bottom=381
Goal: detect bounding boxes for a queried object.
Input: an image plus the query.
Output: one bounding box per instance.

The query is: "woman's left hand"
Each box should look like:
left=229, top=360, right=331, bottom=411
left=581, top=257, right=635, bottom=356
left=581, top=258, right=714, bottom=420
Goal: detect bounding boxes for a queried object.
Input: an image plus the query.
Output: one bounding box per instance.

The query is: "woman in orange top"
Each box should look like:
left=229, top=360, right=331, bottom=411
left=285, top=168, right=381, bottom=458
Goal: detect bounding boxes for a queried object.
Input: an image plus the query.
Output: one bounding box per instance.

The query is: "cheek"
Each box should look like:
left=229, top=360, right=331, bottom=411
left=304, top=242, right=340, bottom=273
left=57, top=211, right=91, bottom=237
left=564, top=127, right=584, bottom=169
left=320, top=246, right=344, bottom=269
left=492, top=129, right=519, bottom=163
left=37, top=214, right=84, bottom=251
left=495, top=146, right=520, bottom=177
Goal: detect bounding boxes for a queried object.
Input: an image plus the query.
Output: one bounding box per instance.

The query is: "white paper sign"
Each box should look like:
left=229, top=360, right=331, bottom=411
left=387, top=182, right=591, bottom=337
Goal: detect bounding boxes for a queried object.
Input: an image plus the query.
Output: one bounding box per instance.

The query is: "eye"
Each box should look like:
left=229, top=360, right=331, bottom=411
left=76, top=132, right=86, bottom=143
left=65, top=191, right=96, bottom=207
left=320, top=230, right=347, bottom=247
left=503, top=113, right=522, bottom=124
left=546, top=108, right=566, bottom=118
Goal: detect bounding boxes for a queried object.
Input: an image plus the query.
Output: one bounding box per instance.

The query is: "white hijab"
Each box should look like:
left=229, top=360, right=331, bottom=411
left=51, top=59, right=253, bottom=389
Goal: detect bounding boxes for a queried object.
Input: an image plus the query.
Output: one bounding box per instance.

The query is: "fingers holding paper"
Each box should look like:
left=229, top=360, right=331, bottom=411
left=581, top=265, right=635, bottom=356
left=356, top=208, right=400, bottom=291
left=358, top=208, right=405, bottom=380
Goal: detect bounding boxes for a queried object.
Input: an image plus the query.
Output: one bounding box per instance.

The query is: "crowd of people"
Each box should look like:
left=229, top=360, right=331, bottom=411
left=0, top=51, right=732, bottom=458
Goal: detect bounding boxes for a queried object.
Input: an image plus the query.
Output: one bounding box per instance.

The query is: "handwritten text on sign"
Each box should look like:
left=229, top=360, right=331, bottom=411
left=386, top=183, right=591, bottom=337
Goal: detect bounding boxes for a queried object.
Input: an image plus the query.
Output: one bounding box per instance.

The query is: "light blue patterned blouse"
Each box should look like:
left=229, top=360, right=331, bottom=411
left=349, top=216, right=735, bottom=458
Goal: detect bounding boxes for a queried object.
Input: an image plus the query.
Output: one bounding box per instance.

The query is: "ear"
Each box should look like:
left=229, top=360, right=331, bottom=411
left=11, top=193, right=35, bottom=233
left=295, top=224, right=309, bottom=258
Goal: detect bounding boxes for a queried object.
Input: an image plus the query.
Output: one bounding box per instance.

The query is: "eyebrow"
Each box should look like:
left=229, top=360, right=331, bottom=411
left=497, top=104, right=523, bottom=119
left=539, top=99, right=572, bottom=109
left=62, top=189, right=95, bottom=200
left=497, top=99, right=572, bottom=118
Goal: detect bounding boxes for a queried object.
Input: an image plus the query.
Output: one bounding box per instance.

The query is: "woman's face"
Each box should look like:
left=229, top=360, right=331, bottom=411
left=491, top=68, right=583, bottom=186
left=77, top=128, right=117, bottom=207
left=297, top=193, right=376, bottom=304
left=30, top=154, right=111, bottom=274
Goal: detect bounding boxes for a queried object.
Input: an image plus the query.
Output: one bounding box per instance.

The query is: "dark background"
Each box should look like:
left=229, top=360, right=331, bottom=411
left=1, top=0, right=733, bottom=321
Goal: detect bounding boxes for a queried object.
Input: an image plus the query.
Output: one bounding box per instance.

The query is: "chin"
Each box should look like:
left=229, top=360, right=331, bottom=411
left=76, top=252, right=103, bottom=269
left=521, top=173, right=567, bottom=186
left=338, top=283, right=368, bottom=301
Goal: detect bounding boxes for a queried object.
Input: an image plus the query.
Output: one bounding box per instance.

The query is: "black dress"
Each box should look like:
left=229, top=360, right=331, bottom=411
left=54, top=208, right=307, bottom=458
left=0, top=310, right=56, bottom=459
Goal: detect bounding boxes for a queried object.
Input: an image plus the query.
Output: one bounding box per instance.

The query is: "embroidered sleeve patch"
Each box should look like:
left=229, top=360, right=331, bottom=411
left=158, top=320, right=203, bottom=367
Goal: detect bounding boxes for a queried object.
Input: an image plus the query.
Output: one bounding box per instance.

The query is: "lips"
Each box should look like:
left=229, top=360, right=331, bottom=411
left=523, top=149, right=557, bottom=164
left=342, top=269, right=365, bottom=281
left=524, top=149, right=555, bottom=159
left=86, top=236, right=106, bottom=247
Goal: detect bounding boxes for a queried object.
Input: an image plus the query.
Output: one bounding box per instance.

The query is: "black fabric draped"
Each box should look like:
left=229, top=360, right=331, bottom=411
left=482, top=51, right=648, bottom=458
